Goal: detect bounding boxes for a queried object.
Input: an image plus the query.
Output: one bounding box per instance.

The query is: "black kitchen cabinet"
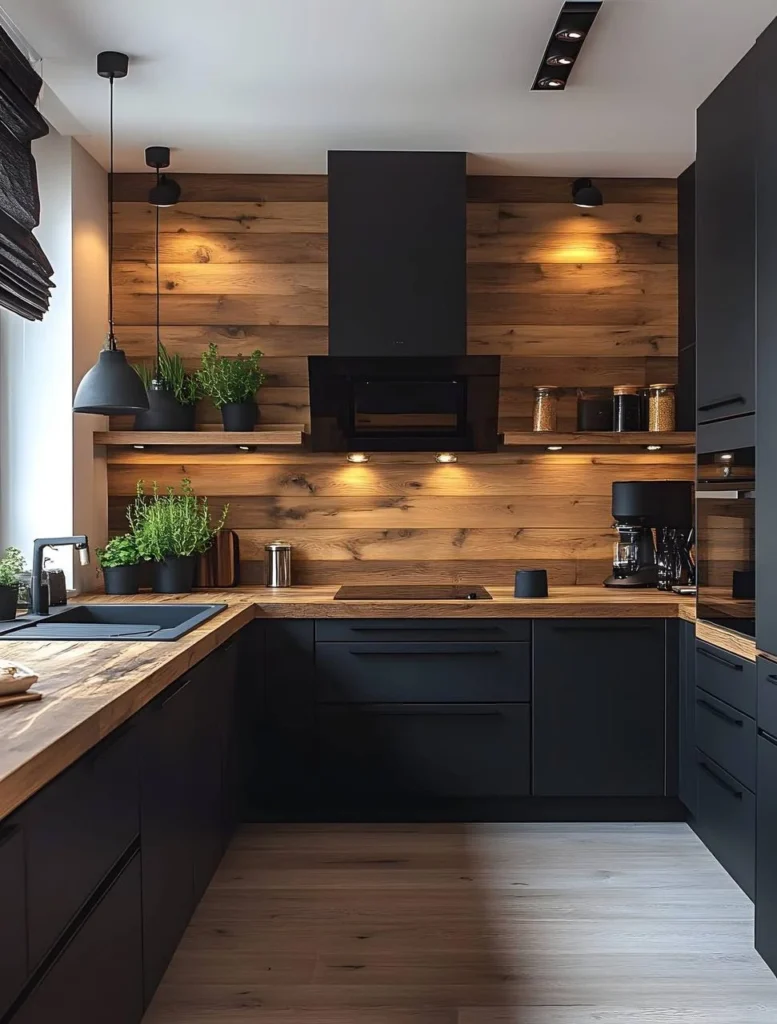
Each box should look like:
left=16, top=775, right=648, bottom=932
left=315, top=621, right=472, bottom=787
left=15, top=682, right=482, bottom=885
left=696, top=45, right=756, bottom=424
left=756, top=726, right=777, bottom=974
left=676, top=163, right=696, bottom=431
left=533, top=620, right=667, bottom=797
left=10, top=854, right=143, bottom=1024
left=23, top=718, right=139, bottom=971
left=318, top=702, right=531, bottom=802
left=140, top=643, right=239, bottom=1003
left=695, top=750, right=755, bottom=899
left=678, top=621, right=697, bottom=815
left=757, top=18, right=777, bottom=659
left=0, top=823, right=26, bottom=1018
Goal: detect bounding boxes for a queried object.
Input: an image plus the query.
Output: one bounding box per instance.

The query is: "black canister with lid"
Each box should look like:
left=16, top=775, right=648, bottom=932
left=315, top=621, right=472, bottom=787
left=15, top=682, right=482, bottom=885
left=613, top=386, right=642, bottom=432
left=577, top=388, right=614, bottom=431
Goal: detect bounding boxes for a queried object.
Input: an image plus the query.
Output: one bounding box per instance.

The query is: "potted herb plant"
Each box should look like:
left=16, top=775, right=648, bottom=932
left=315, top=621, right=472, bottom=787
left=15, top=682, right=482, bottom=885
left=96, top=533, right=144, bottom=595
left=0, top=547, right=24, bottom=621
left=133, top=343, right=200, bottom=431
left=196, top=342, right=266, bottom=432
left=129, top=477, right=228, bottom=593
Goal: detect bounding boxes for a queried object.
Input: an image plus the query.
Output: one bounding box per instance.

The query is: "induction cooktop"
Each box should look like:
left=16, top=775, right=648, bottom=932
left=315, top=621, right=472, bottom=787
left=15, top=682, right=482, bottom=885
left=333, top=585, right=493, bottom=601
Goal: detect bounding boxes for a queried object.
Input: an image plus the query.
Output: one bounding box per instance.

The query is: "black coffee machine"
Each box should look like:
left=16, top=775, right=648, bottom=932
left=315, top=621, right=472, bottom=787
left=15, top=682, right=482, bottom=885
left=604, top=480, right=694, bottom=590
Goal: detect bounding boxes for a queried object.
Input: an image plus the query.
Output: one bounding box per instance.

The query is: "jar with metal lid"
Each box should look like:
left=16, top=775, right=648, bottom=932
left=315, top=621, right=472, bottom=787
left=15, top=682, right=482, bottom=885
left=532, top=386, right=558, bottom=432
left=264, top=541, right=292, bottom=588
left=647, top=383, right=676, bottom=432
left=613, top=386, right=642, bottom=432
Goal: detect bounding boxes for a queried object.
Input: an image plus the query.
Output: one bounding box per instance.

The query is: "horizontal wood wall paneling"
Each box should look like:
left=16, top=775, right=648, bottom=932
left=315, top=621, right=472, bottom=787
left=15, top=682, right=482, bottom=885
left=106, top=173, right=687, bottom=584
left=113, top=173, right=327, bottom=203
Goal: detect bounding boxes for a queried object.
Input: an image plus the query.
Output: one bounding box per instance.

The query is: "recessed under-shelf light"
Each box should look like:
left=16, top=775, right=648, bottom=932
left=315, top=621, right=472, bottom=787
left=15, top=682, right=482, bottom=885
left=237, top=445, right=254, bottom=452
left=347, top=452, right=370, bottom=464
left=547, top=445, right=564, bottom=452
left=719, top=452, right=734, bottom=461
left=645, top=444, right=662, bottom=451
left=435, top=452, right=458, bottom=464
left=133, top=444, right=145, bottom=449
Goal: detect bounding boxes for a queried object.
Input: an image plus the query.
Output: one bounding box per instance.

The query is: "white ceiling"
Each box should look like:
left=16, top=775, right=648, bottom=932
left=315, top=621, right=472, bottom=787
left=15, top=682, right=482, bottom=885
left=4, top=0, right=777, bottom=176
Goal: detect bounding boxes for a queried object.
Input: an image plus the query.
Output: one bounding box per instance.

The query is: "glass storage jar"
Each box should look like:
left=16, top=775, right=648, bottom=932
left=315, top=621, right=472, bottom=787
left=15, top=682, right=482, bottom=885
left=647, top=383, right=676, bottom=432
left=532, top=386, right=558, bottom=432
left=576, top=388, right=613, bottom=431
left=612, top=386, right=642, bottom=432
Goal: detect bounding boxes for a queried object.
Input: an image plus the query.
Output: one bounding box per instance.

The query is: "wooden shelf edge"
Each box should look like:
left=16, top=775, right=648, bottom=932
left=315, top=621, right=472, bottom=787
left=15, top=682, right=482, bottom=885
left=501, top=431, right=696, bottom=450
left=94, top=430, right=305, bottom=447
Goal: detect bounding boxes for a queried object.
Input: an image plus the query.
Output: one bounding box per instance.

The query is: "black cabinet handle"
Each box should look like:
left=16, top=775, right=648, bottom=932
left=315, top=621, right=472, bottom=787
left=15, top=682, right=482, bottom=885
left=759, top=728, right=777, bottom=748
left=696, top=646, right=743, bottom=671
left=696, top=696, right=743, bottom=727
left=698, top=760, right=743, bottom=799
left=348, top=649, right=501, bottom=657
left=550, top=624, right=654, bottom=633
left=365, top=704, right=503, bottom=717
left=348, top=626, right=504, bottom=635
left=161, top=675, right=192, bottom=706
left=698, top=394, right=746, bottom=412
left=766, top=673, right=777, bottom=686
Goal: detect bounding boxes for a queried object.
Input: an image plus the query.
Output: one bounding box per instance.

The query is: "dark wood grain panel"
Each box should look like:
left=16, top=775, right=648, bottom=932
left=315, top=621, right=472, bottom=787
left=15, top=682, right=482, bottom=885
left=113, top=232, right=328, bottom=264
left=113, top=293, right=328, bottom=327
left=469, top=292, right=676, bottom=326
left=467, top=263, right=677, bottom=295
left=114, top=173, right=327, bottom=203
left=467, top=325, right=678, bottom=356
left=115, top=202, right=328, bottom=234
left=468, top=203, right=677, bottom=236
left=466, top=176, right=677, bottom=204
left=116, top=325, right=328, bottom=357
left=467, top=232, right=677, bottom=265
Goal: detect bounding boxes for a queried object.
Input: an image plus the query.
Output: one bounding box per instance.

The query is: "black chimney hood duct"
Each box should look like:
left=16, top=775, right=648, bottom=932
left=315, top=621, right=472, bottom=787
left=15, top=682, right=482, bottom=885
left=310, top=151, right=500, bottom=453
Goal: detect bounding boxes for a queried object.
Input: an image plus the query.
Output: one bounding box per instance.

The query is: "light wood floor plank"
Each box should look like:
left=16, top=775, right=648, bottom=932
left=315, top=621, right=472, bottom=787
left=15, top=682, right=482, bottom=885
left=144, top=823, right=777, bottom=1024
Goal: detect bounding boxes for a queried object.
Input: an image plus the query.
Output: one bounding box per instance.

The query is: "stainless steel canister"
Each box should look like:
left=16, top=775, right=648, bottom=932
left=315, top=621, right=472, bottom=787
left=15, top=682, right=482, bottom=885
left=264, top=541, right=292, bottom=587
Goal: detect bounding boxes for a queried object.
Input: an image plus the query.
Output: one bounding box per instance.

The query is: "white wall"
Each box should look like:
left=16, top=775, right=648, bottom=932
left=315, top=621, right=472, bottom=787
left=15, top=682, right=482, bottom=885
left=0, top=130, right=108, bottom=589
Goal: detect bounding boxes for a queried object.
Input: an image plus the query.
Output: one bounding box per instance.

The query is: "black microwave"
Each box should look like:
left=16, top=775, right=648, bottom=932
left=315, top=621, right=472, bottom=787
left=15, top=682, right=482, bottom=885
left=307, top=356, right=501, bottom=452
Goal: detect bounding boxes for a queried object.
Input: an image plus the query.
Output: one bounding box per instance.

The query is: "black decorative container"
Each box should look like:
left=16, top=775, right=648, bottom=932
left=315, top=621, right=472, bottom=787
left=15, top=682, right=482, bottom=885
left=0, top=584, right=18, bottom=621
left=514, top=569, right=549, bottom=599
left=134, top=386, right=196, bottom=431
left=221, top=401, right=257, bottom=432
left=103, top=564, right=141, bottom=595
left=152, top=556, right=196, bottom=594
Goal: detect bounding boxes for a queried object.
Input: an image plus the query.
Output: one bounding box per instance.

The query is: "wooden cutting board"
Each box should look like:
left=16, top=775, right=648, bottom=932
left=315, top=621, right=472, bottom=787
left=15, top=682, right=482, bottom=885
left=0, top=690, right=42, bottom=709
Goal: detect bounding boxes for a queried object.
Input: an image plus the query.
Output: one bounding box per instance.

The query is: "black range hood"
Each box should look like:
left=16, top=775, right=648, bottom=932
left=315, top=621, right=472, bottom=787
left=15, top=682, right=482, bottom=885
left=310, top=151, right=500, bottom=453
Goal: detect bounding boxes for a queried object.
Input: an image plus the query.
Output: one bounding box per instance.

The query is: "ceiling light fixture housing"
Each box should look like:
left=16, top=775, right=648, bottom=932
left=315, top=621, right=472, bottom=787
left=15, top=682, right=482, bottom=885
left=146, top=146, right=181, bottom=207
left=572, top=177, right=604, bottom=207
left=532, top=1, right=602, bottom=91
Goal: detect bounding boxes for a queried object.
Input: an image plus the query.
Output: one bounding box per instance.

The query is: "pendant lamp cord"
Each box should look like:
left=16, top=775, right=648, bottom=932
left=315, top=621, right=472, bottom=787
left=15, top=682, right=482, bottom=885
left=107, top=72, right=116, bottom=349
left=155, top=171, right=161, bottom=374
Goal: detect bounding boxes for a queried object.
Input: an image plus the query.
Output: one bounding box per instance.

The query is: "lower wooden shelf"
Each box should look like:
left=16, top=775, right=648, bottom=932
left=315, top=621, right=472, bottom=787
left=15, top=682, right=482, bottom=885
left=501, top=431, right=695, bottom=451
left=94, top=428, right=305, bottom=447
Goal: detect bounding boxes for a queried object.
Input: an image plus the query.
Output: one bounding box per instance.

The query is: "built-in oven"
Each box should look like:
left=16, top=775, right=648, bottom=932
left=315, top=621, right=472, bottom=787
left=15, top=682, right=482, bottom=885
left=697, top=443, right=755, bottom=637
left=308, top=356, right=500, bottom=452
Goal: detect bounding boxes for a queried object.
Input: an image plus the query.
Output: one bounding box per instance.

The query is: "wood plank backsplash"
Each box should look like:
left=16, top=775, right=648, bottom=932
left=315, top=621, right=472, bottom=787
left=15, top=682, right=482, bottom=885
left=107, top=173, right=692, bottom=585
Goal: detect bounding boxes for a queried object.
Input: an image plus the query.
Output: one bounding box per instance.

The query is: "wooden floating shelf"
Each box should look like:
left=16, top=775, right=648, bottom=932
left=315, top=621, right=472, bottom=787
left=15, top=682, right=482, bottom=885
left=501, top=431, right=695, bottom=451
left=94, top=428, right=305, bottom=447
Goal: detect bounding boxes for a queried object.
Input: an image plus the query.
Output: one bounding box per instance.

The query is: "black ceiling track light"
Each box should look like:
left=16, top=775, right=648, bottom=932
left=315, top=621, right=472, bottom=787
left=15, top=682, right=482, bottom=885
left=532, top=1, right=603, bottom=91
left=73, top=51, right=149, bottom=416
left=572, top=177, right=603, bottom=207
left=145, top=145, right=181, bottom=207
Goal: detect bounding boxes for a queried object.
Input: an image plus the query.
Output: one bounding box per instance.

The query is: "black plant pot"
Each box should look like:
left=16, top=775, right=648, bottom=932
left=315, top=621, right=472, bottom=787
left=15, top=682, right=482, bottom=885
left=221, top=401, right=257, bottom=432
left=152, top=556, right=196, bottom=594
left=0, top=584, right=18, bottom=622
left=134, top=387, right=196, bottom=431
left=103, top=564, right=141, bottom=595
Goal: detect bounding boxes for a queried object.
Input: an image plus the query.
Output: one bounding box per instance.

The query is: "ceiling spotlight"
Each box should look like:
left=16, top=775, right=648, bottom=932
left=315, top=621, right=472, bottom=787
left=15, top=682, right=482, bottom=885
left=645, top=445, right=662, bottom=452
left=532, top=2, right=601, bottom=91
left=347, top=452, right=370, bottom=464
left=435, top=452, right=458, bottom=464
left=572, top=177, right=604, bottom=207
left=547, top=445, right=564, bottom=452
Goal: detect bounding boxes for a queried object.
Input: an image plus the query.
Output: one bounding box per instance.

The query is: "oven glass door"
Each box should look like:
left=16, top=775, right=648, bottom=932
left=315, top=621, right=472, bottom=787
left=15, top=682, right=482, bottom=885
left=697, top=446, right=755, bottom=637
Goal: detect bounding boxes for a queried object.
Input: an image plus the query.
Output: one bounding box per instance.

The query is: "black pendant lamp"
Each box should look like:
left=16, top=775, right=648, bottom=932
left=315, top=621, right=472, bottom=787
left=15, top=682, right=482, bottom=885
left=73, top=51, right=149, bottom=415
left=144, top=146, right=179, bottom=381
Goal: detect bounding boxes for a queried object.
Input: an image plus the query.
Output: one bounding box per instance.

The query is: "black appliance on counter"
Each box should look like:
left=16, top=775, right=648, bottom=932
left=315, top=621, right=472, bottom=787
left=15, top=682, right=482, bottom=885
left=604, top=481, right=694, bottom=590
left=334, top=585, right=492, bottom=601
left=309, top=355, right=500, bottom=453
left=697, top=431, right=755, bottom=638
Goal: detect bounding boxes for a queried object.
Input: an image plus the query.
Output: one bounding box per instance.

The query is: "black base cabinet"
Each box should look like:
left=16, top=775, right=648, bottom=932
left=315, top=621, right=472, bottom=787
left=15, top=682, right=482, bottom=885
left=756, top=728, right=777, bottom=973
left=0, top=824, right=26, bottom=1019
left=532, top=620, right=668, bottom=797
left=10, top=855, right=143, bottom=1024
left=694, top=751, right=755, bottom=899
left=678, top=621, right=697, bottom=815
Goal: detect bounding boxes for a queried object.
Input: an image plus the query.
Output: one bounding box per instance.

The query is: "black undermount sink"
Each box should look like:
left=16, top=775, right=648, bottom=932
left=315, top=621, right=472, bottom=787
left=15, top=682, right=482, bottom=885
left=0, top=603, right=227, bottom=642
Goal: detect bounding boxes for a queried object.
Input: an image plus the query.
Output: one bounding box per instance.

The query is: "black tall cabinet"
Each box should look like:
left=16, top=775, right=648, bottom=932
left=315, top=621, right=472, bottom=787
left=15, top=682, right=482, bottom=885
left=696, top=47, right=756, bottom=425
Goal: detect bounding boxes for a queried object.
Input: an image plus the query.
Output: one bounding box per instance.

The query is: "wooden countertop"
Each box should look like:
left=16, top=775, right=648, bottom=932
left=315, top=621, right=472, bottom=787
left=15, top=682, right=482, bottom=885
left=0, top=584, right=712, bottom=822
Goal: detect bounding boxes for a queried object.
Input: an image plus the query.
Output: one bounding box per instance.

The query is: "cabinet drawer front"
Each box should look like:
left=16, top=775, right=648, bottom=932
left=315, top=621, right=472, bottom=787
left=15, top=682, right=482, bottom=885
left=316, top=619, right=530, bottom=643
left=25, top=723, right=139, bottom=971
left=318, top=702, right=530, bottom=798
left=695, top=641, right=756, bottom=716
left=694, top=750, right=755, bottom=899
left=316, top=642, right=530, bottom=703
left=13, top=854, right=143, bottom=1024
left=757, top=657, right=777, bottom=738
left=0, top=823, right=26, bottom=1018
left=695, top=687, right=756, bottom=791
left=756, top=729, right=777, bottom=972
